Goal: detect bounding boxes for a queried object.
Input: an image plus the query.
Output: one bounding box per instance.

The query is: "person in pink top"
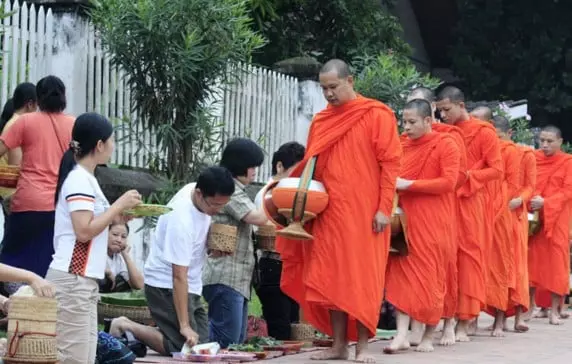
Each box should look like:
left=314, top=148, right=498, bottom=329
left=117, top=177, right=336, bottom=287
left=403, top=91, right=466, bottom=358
left=0, top=75, right=75, bottom=294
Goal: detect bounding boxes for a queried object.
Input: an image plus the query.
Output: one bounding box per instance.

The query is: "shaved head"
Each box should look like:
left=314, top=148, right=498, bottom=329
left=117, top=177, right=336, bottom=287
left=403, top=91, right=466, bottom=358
left=436, top=86, right=465, bottom=103
left=541, top=124, right=562, bottom=139
left=470, top=106, right=493, bottom=121
left=492, top=115, right=510, bottom=133
left=404, top=99, right=432, bottom=119
left=407, top=87, right=435, bottom=103
left=320, top=59, right=351, bottom=78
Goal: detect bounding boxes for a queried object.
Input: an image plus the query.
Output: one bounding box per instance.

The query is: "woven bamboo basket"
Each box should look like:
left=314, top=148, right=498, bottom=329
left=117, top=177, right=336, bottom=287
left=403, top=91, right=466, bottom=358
left=290, top=323, right=316, bottom=341
left=3, top=296, right=58, bottom=364
left=256, top=225, right=276, bottom=252
left=207, top=224, right=238, bottom=253
left=97, top=302, right=153, bottom=326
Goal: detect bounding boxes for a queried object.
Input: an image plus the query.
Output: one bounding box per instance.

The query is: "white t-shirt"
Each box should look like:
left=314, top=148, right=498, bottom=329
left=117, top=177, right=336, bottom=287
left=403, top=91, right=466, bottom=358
left=50, top=165, right=110, bottom=279
left=107, top=254, right=129, bottom=282
left=144, top=183, right=211, bottom=295
left=253, top=178, right=274, bottom=233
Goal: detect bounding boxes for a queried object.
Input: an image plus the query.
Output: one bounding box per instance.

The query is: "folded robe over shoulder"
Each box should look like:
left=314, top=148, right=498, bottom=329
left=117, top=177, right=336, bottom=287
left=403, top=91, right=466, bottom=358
left=276, top=95, right=402, bottom=341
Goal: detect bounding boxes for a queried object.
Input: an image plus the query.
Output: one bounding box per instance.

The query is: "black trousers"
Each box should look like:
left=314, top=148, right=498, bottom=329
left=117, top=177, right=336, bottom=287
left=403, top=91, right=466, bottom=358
left=255, top=257, right=299, bottom=340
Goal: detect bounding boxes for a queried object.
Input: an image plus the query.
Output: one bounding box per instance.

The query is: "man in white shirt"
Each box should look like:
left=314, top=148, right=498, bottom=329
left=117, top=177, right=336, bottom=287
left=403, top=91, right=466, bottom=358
left=108, top=166, right=235, bottom=355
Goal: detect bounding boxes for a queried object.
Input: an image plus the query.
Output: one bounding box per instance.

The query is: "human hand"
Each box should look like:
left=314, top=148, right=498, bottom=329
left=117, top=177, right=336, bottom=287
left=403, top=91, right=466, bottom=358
left=29, top=277, right=56, bottom=298
left=372, top=211, right=390, bottom=233
left=116, top=190, right=142, bottom=211
left=508, top=197, right=523, bottom=210
left=396, top=177, right=413, bottom=191
left=530, top=196, right=544, bottom=211
left=120, top=243, right=131, bottom=255
left=180, top=326, right=199, bottom=347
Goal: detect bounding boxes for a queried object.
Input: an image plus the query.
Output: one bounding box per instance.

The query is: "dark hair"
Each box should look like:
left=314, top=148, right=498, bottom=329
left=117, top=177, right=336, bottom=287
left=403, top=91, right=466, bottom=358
left=36, top=75, right=66, bottom=113
left=110, top=221, right=130, bottom=234
left=196, top=166, right=235, bottom=197
left=320, top=59, right=351, bottom=78
left=408, top=87, right=435, bottom=102
left=404, top=99, right=433, bottom=119
left=542, top=124, right=562, bottom=139
left=492, top=115, right=511, bottom=133
left=13, top=82, right=37, bottom=110
left=55, top=112, right=114, bottom=204
left=219, top=138, right=264, bottom=177
left=0, top=98, right=14, bottom=131
left=436, top=86, right=465, bottom=103
left=271, top=142, right=305, bottom=175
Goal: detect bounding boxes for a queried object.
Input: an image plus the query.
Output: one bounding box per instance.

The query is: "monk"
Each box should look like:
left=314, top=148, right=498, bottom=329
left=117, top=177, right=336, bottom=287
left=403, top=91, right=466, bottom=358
left=384, top=99, right=460, bottom=354
left=276, top=59, right=402, bottom=363
left=436, top=86, right=503, bottom=341
left=527, top=125, right=572, bottom=325
left=484, top=115, right=523, bottom=336
left=406, top=87, right=468, bottom=346
left=470, top=106, right=493, bottom=122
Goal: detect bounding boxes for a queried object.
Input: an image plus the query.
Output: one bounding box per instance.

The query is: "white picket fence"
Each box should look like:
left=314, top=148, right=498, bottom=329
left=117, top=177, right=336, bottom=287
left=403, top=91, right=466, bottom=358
left=0, top=0, right=299, bottom=182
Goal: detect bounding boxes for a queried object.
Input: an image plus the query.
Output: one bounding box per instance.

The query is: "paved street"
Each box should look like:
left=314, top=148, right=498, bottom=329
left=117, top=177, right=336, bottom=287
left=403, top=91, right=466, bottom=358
left=271, top=313, right=570, bottom=363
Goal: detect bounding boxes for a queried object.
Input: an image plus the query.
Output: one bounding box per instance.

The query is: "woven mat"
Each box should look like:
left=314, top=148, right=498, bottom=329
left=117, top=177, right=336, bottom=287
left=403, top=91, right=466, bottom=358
left=135, top=349, right=313, bottom=363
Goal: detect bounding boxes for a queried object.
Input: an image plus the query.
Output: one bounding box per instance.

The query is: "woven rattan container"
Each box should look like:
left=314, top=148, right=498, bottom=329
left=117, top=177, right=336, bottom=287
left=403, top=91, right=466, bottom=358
left=290, top=323, right=316, bottom=341
left=256, top=224, right=276, bottom=252
left=207, top=224, right=238, bottom=253
left=97, top=302, right=153, bottom=326
left=3, top=296, right=58, bottom=363
left=0, top=165, right=20, bottom=189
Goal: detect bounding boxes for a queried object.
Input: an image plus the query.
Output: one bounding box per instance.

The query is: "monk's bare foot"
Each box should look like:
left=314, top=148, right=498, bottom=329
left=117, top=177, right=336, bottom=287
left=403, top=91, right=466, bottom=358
left=455, top=321, right=471, bottom=342
left=467, top=319, right=477, bottom=336
left=109, top=316, right=129, bottom=337
left=439, top=324, right=455, bottom=346
left=559, top=311, right=570, bottom=319
left=514, top=322, right=529, bottom=332
left=408, top=331, right=423, bottom=347
left=355, top=344, right=375, bottom=363
left=522, top=309, right=533, bottom=322
left=534, top=309, right=549, bottom=318
left=549, top=311, right=563, bottom=326
left=415, top=338, right=434, bottom=353
left=383, top=335, right=410, bottom=354
left=311, top=346, right=349, bottom=361
left=491, top=326, right=505, bottom=337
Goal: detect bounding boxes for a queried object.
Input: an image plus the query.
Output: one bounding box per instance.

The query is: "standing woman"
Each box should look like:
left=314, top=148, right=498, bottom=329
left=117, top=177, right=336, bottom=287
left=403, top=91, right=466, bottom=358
left=0, top=76, right=74, bottom=295
left=46, top=112, right=141, bottom=364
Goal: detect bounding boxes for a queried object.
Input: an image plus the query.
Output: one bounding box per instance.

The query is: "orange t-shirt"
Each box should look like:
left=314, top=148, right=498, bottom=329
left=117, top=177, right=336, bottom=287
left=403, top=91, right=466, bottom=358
left=0, top=112, right=75, bottom=212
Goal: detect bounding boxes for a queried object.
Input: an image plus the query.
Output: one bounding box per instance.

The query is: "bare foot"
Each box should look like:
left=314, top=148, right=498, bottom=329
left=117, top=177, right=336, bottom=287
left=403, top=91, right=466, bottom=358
left=455, top=322, right=471, bottom=343
left=408, top=331, right=423, bottom=347
left=109, top=316, right=129, bottom=338
left=522, top=309, right=533, bottom=322
left=415, top=339, right=434, bottom=353
left=355, top=339, right=375, bottom=363
left=383, top=335, right=410, bottom=354
left=467, top=319, right=477, bottom=336
left=311, top=347, right=350, bottom=361
left=549, top=312, right=563, bottom=326
left=439, top=324, right=455, bottom=346
left=491, top=327, right=505, bottom=337
left=514, top=322, right=529, bottom=332
left=534, top=309, right=549, bottom=318
left=559, top=311, right=570, bottom=319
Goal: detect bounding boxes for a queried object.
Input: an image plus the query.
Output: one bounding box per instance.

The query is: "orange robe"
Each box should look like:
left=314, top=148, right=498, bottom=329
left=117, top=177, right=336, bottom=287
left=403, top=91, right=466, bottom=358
left=454, top=117, right=503, bottom=320
left=277, top=95, right=402, bottom=340
left=385, top=132, right=460, bottom=325
left=529, top=151, right=572, bottom=301
left=432, top=122, right=468, bottom=319
left=505, top=146, right=534, bottom=316
left=484, top=140, right=520, bottom=313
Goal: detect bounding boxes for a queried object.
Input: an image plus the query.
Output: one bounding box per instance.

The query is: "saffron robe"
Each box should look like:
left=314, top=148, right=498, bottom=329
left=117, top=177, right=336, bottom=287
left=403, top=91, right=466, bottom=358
left=277, top=95, right=402, bottom=340
left=385, top=132, right=460, bottom=325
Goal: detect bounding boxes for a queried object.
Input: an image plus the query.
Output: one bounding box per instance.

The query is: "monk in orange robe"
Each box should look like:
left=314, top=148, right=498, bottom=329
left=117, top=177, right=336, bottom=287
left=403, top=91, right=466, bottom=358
left=436, top=86, right=503, bottom=342
left=276, top=59, right=402, bottom=363
left=384, top=99, right=460, bottom=354
left=482, top=115, right=524, bottom=336
left=470, top=106, right=493, bottom=122
left=528, top=125, right=572, bottom=325
left=406, top=87, right=467, bottom=346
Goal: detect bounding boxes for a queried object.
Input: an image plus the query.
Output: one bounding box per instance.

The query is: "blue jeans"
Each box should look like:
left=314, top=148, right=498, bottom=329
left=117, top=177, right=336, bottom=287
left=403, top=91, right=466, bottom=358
left=202, top=284, right=248, bottom=348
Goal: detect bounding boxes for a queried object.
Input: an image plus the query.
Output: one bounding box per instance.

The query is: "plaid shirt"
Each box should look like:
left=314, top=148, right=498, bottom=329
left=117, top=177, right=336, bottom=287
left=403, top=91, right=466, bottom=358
left=202, top=179, right=256, bottom=299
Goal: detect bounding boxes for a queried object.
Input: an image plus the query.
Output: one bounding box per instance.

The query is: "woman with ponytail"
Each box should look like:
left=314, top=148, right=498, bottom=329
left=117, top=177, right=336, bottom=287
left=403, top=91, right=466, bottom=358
left=46, top=112, right=141, bottom=364
left=0, top=76, right=74, bottom=295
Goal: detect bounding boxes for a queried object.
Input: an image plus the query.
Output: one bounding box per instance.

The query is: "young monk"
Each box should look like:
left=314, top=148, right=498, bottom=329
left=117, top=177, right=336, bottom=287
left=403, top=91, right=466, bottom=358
left=527, top=125, right=572, bottom=325
left=406, top=87, right=468, bottom=346
left=470, top=106, right=493, bottom=122
left=484, top=115, right=522, bottom=336
left=436, top=86, right=503, bottom=341
left=276, top=59, right=401, bottom=363
left=384, top=99, right=460, bottom=354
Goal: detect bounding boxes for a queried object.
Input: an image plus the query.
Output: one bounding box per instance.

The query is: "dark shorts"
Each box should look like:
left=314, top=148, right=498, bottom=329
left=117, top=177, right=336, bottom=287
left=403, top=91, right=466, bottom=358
left=144, top=284, right=208, bottom=354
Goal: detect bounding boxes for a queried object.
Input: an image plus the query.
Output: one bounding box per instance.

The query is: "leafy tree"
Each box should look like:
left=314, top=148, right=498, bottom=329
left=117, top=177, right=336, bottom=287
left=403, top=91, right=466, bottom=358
left=89, top=0, right=265, bottom=181
left=451, top=0, right=572, bottom=121
left=353, top=52, right=440, bottom=117
left=250, top=0, right=410, bottom=66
